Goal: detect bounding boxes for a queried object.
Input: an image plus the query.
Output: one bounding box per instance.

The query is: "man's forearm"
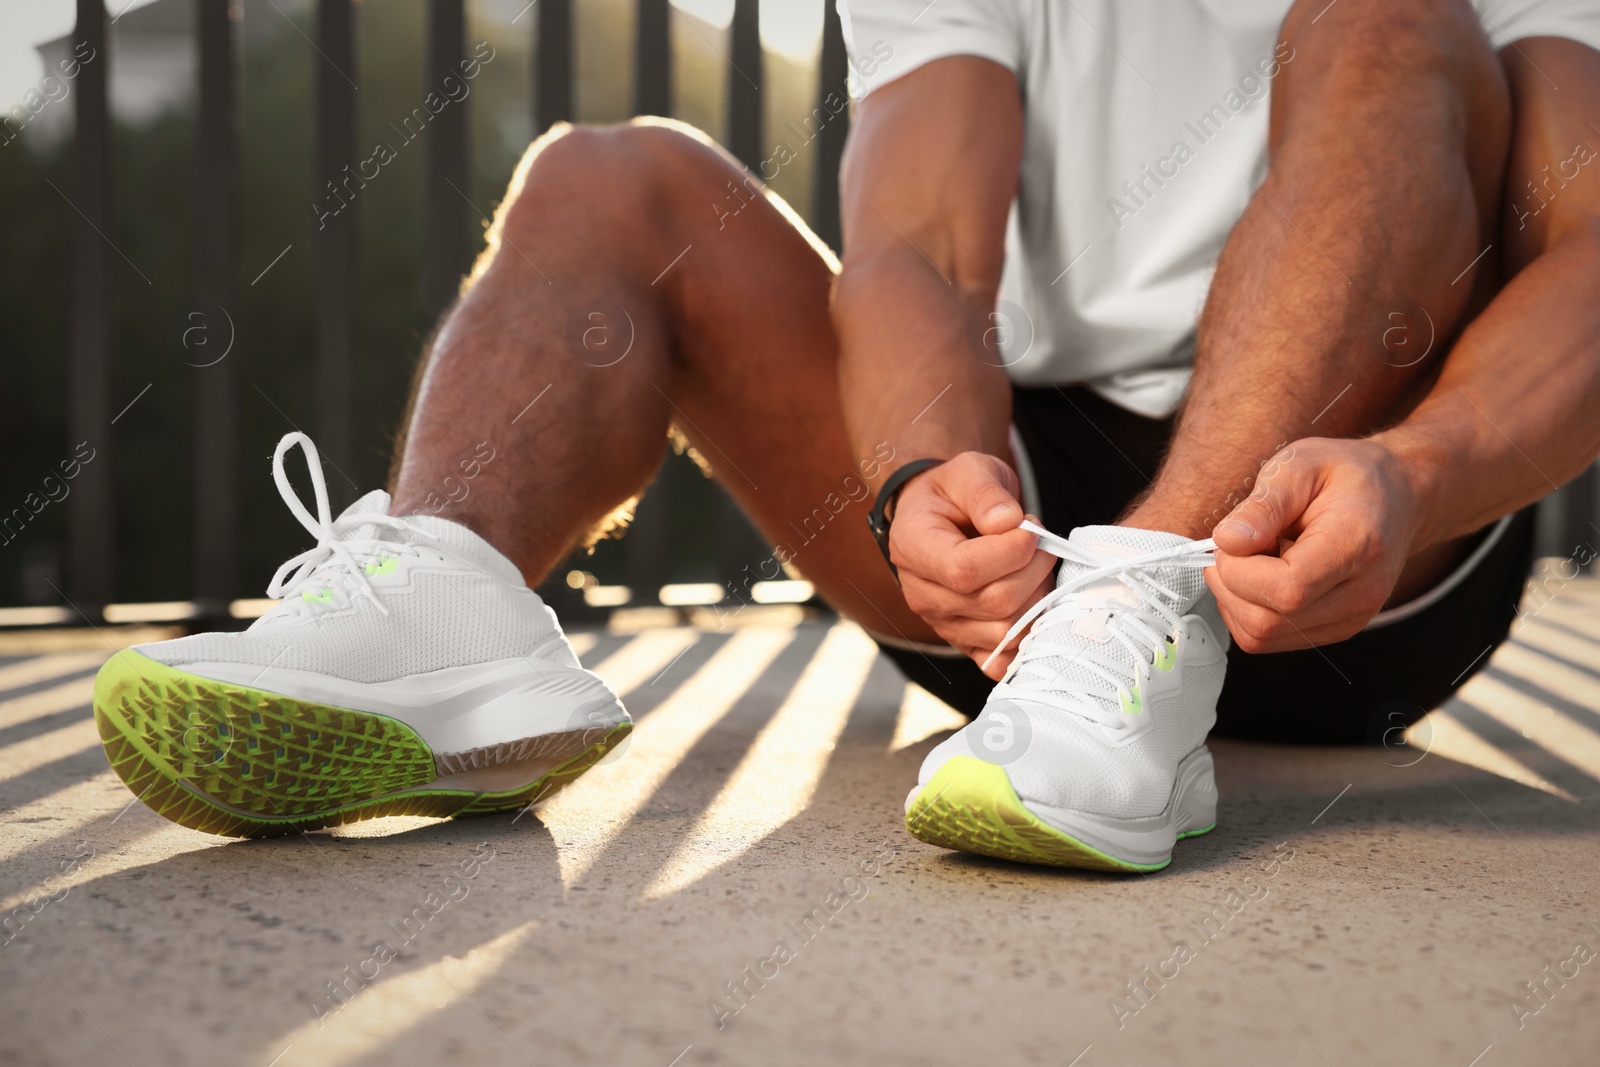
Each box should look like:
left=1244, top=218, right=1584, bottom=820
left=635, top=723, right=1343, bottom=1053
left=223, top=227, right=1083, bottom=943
left=833, top=243, right=1014, bottom=490
left=1377, top=224, right=1600, bottom=548
left=829, top=57, right=1023, bottom=491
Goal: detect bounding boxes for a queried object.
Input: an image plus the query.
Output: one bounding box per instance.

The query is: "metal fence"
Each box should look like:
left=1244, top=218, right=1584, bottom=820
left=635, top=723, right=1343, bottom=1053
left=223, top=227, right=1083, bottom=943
left=55, top=0, right=850, bottom=625
left=43, top=0, right=1600, bottom=627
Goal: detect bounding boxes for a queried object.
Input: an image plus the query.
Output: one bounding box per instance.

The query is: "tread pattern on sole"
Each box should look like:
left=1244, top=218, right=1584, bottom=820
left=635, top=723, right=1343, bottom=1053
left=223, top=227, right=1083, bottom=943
left=905, top=755, right=1212, bottom=873
left=93, top=649, right=628, bottom=838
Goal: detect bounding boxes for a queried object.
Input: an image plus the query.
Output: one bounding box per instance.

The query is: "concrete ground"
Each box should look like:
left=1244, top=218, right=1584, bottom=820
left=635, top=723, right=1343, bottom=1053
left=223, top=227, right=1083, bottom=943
left=2, top=581, right=1599, bottom=1067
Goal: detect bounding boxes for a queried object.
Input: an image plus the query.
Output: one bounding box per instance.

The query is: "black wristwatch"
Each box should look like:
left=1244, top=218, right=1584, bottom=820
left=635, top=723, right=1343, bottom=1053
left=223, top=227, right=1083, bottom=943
left=866, top=458, right=945, bottom=581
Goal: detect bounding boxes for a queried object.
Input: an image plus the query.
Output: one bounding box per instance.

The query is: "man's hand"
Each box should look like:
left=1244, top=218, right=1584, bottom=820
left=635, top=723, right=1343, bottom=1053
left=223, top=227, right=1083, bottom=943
left=889, top=452, right=1057, bottom=677
left=1207, top=437, right=1422, bottom=654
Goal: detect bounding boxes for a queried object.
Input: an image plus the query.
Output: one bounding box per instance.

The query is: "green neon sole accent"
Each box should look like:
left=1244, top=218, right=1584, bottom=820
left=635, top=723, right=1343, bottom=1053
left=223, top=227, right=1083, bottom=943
left=93, top=650, right=629, bottom=839
left=905, top=756, right=1210, bottom=873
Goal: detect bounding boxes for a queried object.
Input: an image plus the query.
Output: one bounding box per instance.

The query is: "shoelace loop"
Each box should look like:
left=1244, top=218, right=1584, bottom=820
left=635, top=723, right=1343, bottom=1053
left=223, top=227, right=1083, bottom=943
left=982, top=520, right=1217, bottom=725
left=264, top=433, right=418, bottom=617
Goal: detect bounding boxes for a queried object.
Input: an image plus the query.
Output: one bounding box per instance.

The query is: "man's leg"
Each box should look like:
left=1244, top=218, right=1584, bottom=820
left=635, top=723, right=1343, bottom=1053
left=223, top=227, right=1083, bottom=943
left=1123, top=0, right=1512, bottom=606
left=388, top=120, right=936, bottom=643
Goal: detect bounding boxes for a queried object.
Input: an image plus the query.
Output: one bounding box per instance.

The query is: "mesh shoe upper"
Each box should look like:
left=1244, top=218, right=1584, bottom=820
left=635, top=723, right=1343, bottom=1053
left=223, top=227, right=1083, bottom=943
left=920, top=524, right=1227, bottom=818
left=137, top=438, right=571, bottom=684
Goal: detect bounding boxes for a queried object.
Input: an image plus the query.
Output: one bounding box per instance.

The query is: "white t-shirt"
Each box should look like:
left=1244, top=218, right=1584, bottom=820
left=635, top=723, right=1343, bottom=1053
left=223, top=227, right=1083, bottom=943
left=839, top=0, right=1600, bottom=417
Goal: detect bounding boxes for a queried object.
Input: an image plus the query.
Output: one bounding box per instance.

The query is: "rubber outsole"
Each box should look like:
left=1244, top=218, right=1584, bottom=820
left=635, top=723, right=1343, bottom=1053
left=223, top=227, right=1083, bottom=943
left=904, top=756, right=1213, bottom=873
left=93, top=650, right=629, bottom=838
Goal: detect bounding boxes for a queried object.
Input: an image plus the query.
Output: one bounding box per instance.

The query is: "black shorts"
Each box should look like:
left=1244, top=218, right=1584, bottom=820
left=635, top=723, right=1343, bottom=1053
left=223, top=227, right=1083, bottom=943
left=877, top=384, right=1537, bottom=746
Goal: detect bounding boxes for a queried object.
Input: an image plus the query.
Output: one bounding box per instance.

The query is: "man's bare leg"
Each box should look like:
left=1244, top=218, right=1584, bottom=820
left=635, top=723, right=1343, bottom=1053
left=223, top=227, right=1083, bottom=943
left=1123, top=0, right=1512, bottom=604
left=389, top=120, right=937, bottom=642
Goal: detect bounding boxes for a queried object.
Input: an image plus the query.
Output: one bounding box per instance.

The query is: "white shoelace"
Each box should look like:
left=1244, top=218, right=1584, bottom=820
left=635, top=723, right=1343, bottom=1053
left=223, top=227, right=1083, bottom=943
left=264, top=433, right=420, bottom=618
left=983, top=520, right=1217, bottom=727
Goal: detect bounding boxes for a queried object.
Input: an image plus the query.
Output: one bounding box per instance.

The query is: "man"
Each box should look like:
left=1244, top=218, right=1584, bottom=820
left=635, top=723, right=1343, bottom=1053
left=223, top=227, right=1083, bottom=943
left=94, top=0, right=1600, bottom=870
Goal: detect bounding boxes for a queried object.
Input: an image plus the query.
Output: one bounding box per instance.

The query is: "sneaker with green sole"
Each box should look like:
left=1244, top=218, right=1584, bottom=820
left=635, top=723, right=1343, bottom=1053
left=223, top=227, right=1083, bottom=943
left=94, top=432, right=629, bottom=838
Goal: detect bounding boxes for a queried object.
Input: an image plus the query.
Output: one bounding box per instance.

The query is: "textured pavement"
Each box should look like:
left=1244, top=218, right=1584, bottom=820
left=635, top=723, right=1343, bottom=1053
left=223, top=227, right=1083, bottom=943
left=2, top=584, right=1600, bottom=1067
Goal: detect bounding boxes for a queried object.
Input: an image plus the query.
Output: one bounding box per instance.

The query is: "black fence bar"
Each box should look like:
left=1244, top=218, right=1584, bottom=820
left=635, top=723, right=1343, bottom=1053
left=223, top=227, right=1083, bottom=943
left=624, top=469, right=671, bottom=604
left=192, top=0, right=241, bottom=617
left=726, top=0, right=762, bottom=170
left=1561, top=465, right=1599, bottom=564
left=633, top=0, right=671, bottom=117
left=422, top=0, right=468, bottom=324
left=535, top=0, right=573, bottom=132
left=623, top=1, right=673, bottom=605
left=523, top=0, right=582, bottom=619
left=312, top=0, right=357, bottom=507
left=67, top=0, right=113, bottom=615
left=813, top=2, right=849, bottom=255
left=713, top=0, right=772, bottom=587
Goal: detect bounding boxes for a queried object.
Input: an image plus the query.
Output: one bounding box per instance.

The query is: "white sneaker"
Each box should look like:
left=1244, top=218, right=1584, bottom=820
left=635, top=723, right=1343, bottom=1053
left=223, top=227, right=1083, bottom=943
left=904, top=522, right=1226, bottom=871
left=94, top=432, right=629, bottom=837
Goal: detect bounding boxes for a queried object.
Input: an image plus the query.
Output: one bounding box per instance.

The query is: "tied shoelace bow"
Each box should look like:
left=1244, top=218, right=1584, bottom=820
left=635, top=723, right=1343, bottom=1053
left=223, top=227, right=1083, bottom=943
left=981, top=520, right=1217, bottom=724
left=264, top=433, right=420, bottom=617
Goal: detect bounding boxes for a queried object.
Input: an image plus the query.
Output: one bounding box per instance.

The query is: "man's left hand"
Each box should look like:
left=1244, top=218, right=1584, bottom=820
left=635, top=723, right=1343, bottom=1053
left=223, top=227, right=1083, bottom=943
left=1207, top=437, right=1422, bottom=653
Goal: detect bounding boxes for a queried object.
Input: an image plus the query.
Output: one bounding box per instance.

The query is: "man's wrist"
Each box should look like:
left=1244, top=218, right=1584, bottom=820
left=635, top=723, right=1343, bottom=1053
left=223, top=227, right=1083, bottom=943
left=879, top=458, right=944, bottom=514
left=866, top=458, right=947, bottom=578
left=1369, top=421, right=1461, bottom=550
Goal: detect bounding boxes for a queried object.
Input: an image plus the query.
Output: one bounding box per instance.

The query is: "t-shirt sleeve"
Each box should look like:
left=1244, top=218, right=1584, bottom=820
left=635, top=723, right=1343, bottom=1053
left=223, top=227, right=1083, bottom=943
left=1473, top=0, right=1600, bottom=53
left=837, top=0, right=1026, bottom=98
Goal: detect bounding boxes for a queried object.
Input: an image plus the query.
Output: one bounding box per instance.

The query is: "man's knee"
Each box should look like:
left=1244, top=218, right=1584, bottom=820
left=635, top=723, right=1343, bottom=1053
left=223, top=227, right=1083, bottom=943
left=1274, top=0, right=1510, bottom=199
left=1279, top=0, right=1505, bottom=98
left=500, top=119, right=727, bottom=234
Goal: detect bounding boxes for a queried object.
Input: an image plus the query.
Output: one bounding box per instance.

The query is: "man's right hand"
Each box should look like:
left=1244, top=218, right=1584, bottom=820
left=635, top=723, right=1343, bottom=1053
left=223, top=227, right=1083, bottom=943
left=889, top=452, right=1058, bottom=678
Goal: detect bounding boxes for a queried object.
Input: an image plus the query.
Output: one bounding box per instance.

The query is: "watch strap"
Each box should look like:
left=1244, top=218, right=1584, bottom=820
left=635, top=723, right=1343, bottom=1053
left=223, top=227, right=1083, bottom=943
left=866, top=458, right=946, bottom=580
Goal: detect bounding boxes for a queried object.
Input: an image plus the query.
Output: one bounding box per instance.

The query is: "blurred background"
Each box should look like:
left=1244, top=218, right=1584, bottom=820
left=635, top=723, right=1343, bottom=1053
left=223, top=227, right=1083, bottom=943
left=0, top=0, right=1594, bottom=630
left=0, top=0, right=852, bottom=628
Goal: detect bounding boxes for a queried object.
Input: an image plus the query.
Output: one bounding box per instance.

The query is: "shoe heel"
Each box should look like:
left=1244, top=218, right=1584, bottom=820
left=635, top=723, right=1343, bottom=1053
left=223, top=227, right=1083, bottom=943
left=1174, top=745, right=1218, bottom=838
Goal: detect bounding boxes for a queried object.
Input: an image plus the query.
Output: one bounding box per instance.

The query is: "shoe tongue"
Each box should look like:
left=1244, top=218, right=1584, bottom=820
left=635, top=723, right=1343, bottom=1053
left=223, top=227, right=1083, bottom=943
left=1067, top=523, right=1193, bottom=556
left=339, top=489, right=392, bottom=519
left=331, top=492, right=526, bottom=587
left=1005, top=524, right=1208, bottom=717
left=330, top=490, right=398, bottom=545
left=1061, top=525, right=1208, bottom=613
